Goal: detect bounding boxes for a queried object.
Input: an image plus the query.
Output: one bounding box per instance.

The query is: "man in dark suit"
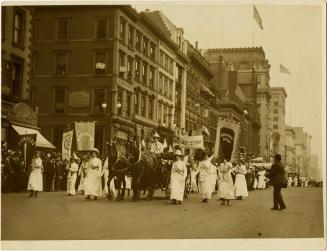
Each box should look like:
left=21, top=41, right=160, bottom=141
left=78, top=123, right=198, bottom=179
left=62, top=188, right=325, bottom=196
left=268, top=154, right=286, bottom=210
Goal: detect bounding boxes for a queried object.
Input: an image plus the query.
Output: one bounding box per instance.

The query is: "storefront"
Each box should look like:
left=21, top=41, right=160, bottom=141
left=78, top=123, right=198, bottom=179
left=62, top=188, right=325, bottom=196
left=2, top=102, right=55, bottom=150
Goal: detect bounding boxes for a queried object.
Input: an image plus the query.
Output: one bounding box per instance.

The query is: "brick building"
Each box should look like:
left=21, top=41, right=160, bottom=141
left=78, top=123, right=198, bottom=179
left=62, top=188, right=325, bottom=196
left=32, top=6, right=190, bottom=154
left=1, top=6, right=54, bottom=149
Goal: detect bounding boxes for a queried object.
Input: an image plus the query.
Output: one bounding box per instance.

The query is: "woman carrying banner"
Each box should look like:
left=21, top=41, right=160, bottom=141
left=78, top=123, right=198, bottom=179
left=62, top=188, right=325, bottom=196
left=170, top=149, right=188, bottom=205
left=198, top=149, right=217, bottom=203
left=84, top=148, right=102, bottom=200
left=27, top=151, right=43, bottom=197
left=217, top=160, right=235, bottom=206
left=233, top=159, right=248, bottom=200
left=66, top=157, right=79, bottom=195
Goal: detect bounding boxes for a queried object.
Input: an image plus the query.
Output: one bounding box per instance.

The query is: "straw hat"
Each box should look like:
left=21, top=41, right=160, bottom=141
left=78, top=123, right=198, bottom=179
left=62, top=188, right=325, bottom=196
left=174, top=149, right=183, bottom=156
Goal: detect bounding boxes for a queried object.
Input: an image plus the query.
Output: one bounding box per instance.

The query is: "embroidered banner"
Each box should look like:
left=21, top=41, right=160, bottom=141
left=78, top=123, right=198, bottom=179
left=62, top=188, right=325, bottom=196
left=214, top=118, right=240, bottom=161
left=75, top=122, right=95, bottom=151
left=18, top=133, right=37, bottom=170
left=62, top=130, right=73, bottom=161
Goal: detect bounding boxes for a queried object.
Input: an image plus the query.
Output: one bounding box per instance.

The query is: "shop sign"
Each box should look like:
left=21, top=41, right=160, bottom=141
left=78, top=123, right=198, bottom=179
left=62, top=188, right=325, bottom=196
left=68, top=91, right=90, bottom=108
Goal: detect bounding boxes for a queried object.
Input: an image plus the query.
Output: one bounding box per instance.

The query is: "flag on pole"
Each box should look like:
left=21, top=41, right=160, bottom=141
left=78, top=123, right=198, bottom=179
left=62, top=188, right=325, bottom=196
left=253, top=5, right=263, bottom=30
left=280, top=64, right=291, bottom=74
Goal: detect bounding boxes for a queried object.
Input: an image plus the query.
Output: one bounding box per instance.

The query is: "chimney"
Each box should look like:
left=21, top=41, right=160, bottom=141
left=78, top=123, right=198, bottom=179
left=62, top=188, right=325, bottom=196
left=195, top=41, right=198, bottom=49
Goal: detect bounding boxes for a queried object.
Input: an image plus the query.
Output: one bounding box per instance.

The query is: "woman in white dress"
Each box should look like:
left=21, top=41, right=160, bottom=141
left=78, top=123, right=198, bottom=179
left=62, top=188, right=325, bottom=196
left=287, top=176, right=293, bottom=187
left=27, top=151, right=43, bottom=197
left=217, top=160, right=235, bottom=206
left=257, top=167, right=266, bottom=189
left=198, top=150, right=217, bottom=203
left=170, top=149, right=187, bottom=205
left=66, top=157, right=79, bottom=195
left=84, top=148, right=102, bottom=200
left=233, top=160, right=248, bottom=200
left=77, top=155, right=89, bottom=194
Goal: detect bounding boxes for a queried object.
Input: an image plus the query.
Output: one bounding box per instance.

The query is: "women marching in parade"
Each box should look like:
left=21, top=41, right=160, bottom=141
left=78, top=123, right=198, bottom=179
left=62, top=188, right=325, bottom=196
left=198, top=149, right=217, bottom=203
left=233, top=159, right=248, bottom=200
left=27, top=151, right=43, bottom=197
left=84, top=148, right=102, bottom=200
left=170, top=149, right=188, bottom=205
left=66, top=157, right=79, bottom=196
left=217, top=160, right=235, bottom=206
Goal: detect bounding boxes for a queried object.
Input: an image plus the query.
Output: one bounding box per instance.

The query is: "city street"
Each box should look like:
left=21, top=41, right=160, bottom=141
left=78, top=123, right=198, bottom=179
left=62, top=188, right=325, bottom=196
left=1, top=186, right=324, bottom=240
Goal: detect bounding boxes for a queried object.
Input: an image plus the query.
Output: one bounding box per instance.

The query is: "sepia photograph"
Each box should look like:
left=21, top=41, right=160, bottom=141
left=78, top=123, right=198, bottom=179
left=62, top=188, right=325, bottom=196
left=1, top=0, right=326, bottom=250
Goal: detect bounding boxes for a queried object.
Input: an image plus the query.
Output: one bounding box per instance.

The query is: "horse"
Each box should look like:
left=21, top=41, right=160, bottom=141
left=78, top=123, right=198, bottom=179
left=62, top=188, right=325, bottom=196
left=106, top=140, right=129, bottom=201
left=125, top=137, right=158, bottom=201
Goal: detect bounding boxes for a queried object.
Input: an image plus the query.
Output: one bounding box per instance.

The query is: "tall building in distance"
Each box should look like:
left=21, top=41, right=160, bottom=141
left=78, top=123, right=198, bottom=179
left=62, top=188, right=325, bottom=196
left=293, top=127, right=308, bottom=176
left=285, top=125, right=297, bottom=173
left=270, top=87, right=287, bottom=160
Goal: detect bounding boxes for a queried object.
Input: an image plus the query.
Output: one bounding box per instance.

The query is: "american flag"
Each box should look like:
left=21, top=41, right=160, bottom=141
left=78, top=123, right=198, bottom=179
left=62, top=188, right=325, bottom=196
left=253, top=5, right=263, bottom=30
left=280, top=64, right=291, bottom=74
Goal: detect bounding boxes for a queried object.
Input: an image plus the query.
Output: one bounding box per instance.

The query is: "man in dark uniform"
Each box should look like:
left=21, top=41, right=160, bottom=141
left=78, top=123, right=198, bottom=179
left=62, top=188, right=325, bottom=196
left=268, top=154, right=286, bottom=211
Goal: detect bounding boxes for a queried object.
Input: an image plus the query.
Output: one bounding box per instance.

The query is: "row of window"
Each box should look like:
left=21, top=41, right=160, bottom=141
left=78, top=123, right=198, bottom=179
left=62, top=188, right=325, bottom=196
left=159, top=50, right=174, bottom=74
left=120, top=17, right=156, bottom=61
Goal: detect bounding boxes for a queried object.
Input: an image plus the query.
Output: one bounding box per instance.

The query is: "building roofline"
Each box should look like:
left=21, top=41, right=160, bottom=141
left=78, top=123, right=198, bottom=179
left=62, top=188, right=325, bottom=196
left=270, top=87, right=287, bottom=98
left=205, top=46, right=265, bottom=57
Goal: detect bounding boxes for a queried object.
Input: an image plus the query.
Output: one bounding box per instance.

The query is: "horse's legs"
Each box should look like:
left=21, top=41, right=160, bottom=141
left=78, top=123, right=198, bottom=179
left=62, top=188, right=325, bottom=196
left=107, top=175, right=113, bottom=201
left=120, top=177, right=126, bottom=200
left=132, top=175, right=139, bottom=201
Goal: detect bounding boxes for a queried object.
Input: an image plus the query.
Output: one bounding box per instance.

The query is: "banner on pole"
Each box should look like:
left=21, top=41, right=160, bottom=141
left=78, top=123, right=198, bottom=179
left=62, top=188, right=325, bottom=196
left=75, top=122, right=95, bottom=151
left=214, top=118, right=240, bottom=161
left=18, top=134, right=37, bottom=170
left=180, top=135, right=204, bottom=149
left=62, top=130, right=73, bottom=160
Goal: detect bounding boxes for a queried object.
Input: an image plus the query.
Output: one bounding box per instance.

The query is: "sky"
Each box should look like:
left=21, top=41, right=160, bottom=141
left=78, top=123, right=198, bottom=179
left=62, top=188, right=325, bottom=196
left=134, top=2, right=324, bottom=168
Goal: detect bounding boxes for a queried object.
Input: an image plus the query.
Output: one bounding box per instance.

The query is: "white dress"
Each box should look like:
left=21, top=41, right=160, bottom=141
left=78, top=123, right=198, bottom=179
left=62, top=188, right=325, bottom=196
left=198, top=160, right=217, bottom=199
left=217, top=162, right=235, bottom=200
left=287, top=177, right=293, bottom=187
left=67, top=163, right=79, bottom=195
left=27, top=157, right=43, bottom=192
left=257, top=170, right=266, bottom=189
left=84, top=157, right=102, bottom=197
left=233, top=165, right=248, bottom=197
left=170, top=160, right=187, bottom=201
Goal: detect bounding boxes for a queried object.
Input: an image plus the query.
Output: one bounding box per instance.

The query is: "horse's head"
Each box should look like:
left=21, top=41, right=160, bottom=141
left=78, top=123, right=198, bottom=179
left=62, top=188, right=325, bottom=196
left=125, top=136, right=140, bottom=162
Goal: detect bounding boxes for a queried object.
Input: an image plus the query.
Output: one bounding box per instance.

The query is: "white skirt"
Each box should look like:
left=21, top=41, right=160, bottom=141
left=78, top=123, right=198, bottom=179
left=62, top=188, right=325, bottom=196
left=84, top=169, right=102, bottom=197
left=27, top=168, right=43, bottom=192
left=257, top=176, right=266, bottom=189
left=217, top=180, right=234, bottom=200
left=199, top=179, right=213, bottom=199
left=234, top=174, right=248, bottom=197
left=253, top=178, right=258, bottom=189
left=67, top=173, right=77, bottom=195
left=170, top=176, right=185, bottom=201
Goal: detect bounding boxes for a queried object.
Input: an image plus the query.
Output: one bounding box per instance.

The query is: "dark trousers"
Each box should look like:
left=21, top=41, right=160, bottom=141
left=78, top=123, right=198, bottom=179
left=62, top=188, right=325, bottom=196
left=273, top=186, right=286, bottom=209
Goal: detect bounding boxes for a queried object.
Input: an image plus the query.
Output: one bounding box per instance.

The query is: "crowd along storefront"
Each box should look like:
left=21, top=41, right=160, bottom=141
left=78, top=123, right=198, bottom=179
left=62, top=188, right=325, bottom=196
left=2, top=102, right=55, bottom=150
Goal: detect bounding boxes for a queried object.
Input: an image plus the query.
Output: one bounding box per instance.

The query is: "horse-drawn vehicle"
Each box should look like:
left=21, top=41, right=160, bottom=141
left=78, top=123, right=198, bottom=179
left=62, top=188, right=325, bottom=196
left=106, top=137, right=192, bottom=201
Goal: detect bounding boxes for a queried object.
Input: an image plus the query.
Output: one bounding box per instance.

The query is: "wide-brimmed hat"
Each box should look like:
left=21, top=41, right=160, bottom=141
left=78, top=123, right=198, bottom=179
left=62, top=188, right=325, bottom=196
left=174, top=149, right=183, bottom=156
left=91, top=148, right=99, bottom=154
left=153, top=132, right=160, bottom=138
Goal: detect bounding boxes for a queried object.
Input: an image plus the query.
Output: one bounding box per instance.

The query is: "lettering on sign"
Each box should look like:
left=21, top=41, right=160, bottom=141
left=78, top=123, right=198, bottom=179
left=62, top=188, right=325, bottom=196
left=68, top=91, right=90, bottom=108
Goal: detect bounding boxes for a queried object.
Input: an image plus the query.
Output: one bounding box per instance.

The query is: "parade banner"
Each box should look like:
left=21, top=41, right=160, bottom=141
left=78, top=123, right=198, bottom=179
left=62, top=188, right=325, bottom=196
left=18, top=134, right=37, bottom=170
left=62, top=130, right=73, bottom=161
left=214, top=118, right=240, bottom=161
left=180, top=135, right=204, bottom=149
left=75, top=122, right=95, bottom=151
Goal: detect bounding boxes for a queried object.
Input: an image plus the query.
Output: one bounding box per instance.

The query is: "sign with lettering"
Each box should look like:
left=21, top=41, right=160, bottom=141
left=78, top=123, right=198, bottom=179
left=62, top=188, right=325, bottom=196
left=180, top=135, right=204, bottom=149
left=62, top=130, right=73, bottom=161
left=68, top=91, right=90, bottom=108
left=75, top=122, right=95, bottom=151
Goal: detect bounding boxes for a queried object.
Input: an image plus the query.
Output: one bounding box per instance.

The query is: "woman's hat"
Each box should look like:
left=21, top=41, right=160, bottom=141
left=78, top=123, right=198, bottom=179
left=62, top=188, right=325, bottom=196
left=174, top=149, right=183, bottom=156
left=153, top=132, right=160, bottom=138
left=91, top=148, right=99, bottom=154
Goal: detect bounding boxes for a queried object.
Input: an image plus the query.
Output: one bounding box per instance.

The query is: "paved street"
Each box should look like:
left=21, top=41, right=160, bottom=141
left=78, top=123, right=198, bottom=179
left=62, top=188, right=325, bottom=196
left=1, top=187, right=324, bottom=240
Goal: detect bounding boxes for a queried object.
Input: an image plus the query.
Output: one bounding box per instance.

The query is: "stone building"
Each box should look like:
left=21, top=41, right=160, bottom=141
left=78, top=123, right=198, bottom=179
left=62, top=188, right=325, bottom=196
left=285, top=125, right=297, bottom=174
left=203, top=48, right=261, bottom=158
left=270, top=87, right=287, bottom=160
left=293, top=127, right=310, bottom=176
left=1, top=6, right=54, bottom=149
left=32, top=6, right=191, bottom=154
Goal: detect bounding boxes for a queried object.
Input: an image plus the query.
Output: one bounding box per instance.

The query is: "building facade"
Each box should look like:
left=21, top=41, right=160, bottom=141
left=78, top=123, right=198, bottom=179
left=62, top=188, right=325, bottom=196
left=203, top=48, right=262, bottom=159
left=270, top=87, right=287, bottom=160
left=32, top=6, right=193, bottom=154
left=1, top=6, right=54, bottom=149
left=293, top=127, right=308, bottom=176
left=285, top=125, right=297, bottom=173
